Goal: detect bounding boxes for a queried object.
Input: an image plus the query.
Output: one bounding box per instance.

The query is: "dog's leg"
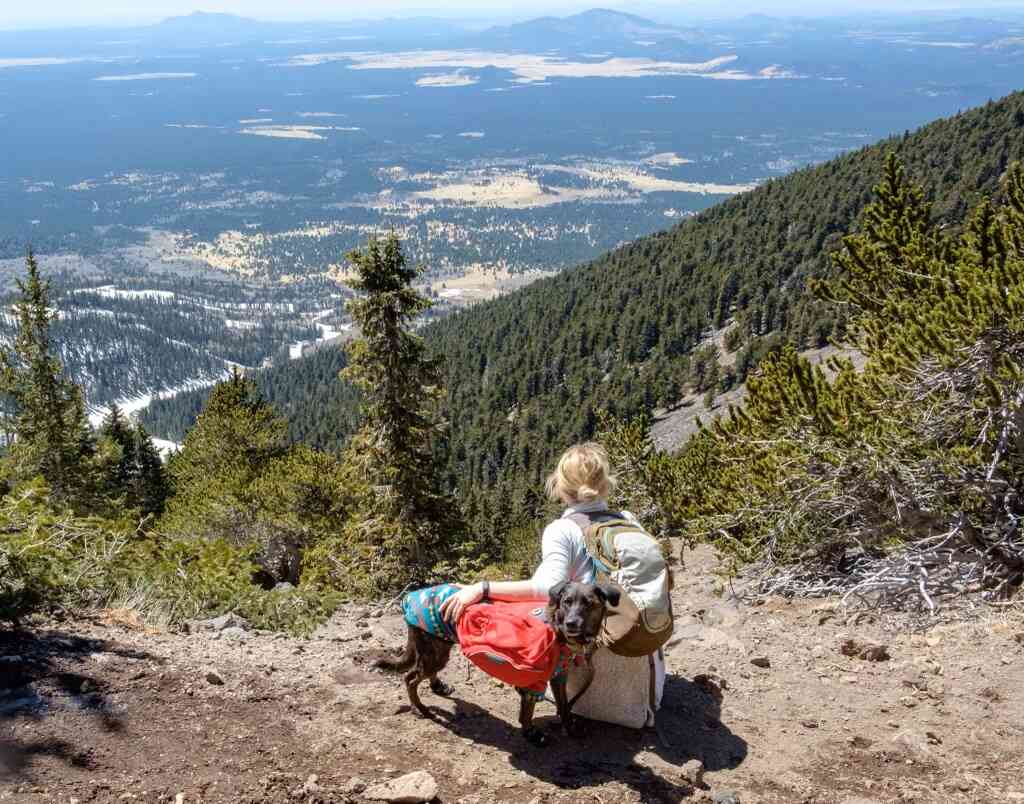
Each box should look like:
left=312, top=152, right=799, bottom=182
left=552, top=675, right=586, bottom=738
left=404, top=668, right=435, bottom=720
left=428, top=675, right=454, bottom=696
left=518, top=691, right=548, bottom=747
left=567, top=653, right=596, bottom=710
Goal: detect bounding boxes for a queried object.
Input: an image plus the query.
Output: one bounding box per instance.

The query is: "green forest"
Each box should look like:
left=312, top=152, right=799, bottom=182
left=3, top=92, right=1022, bottom=632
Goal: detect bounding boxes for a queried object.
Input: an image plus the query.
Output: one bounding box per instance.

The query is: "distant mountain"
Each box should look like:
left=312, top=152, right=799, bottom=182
left=147, top=10, right=273, bottom=41
left=477, top=8, right=693, bottom=48
left=155, top=11, right=261, bottom=30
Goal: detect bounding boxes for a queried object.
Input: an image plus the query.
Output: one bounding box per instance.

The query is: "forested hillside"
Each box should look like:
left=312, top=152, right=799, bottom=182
left=142, top=341, right=358, bottom=445
left=143, top=92, right=1024, bottom=521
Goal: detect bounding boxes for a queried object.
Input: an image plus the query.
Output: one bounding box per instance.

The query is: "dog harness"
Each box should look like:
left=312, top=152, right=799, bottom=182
left=402, top=585, right=580, bottom=697
left=402, top=583, right=461, bottom=642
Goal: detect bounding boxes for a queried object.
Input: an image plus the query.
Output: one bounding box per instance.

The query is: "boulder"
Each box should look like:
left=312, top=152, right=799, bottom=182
left=363, top=771, right=438, bottom=803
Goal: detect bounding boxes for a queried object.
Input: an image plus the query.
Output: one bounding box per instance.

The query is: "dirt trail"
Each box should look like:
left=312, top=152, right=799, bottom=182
left=2, top=546, right=1023, bottom=804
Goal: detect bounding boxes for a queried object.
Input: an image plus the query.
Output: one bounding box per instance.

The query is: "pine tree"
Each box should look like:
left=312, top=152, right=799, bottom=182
left=161, top=369, right=288, bottom=542
left=99, top=403, right=136, bottom=492
left=0, top=250, right=95, bottom=505
left=335, top=234, right=463, bottom=589
left=133, top=424, right=168, bottom=518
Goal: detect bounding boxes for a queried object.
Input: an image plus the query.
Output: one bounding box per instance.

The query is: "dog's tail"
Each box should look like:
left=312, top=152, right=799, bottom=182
left=372, top=627, right=416, bottom=673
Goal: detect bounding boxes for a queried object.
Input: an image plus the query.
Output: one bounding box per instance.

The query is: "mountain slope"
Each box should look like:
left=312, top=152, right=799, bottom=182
left=142, top=92, right=1024, bottom=506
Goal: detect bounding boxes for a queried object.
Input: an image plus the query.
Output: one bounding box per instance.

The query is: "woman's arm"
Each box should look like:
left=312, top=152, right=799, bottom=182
left=438, top=579, right=542, bottom=624
left=439, top=520, right=573, bottom=622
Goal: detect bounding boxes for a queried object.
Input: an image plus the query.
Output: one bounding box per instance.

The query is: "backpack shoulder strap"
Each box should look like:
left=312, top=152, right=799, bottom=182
left=567, top=512, right=592, bottom=531
left=566, top=511, right=622, bottom=578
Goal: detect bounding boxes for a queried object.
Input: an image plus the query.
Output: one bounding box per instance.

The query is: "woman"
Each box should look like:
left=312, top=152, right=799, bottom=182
left=440, top=442, right=628, bottom=618
left=440, top=442, right=665, bottom=727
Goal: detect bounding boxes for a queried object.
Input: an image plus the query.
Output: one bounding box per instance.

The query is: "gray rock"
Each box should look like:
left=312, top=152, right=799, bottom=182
left=890, top=728, right=936, bottom=757
left=343, top=777, right=367, bottom=794
left=679, top=758, right=704, bottom=787
left=699, top=604, right=744, bottom=628
left=714, top=792, right=741, bottom=804
left=204, top=668, right=225, bottom=686
left=749, top=656, right=771, bottom=669
left=220, top=627, right=248, bottom=642
left=199, top=612, right=250, bottom=633
left=363, top=770, right=438, bottom=803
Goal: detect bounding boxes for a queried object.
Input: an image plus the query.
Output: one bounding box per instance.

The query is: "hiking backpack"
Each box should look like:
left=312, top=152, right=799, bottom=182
left=569, top=511, right=674, bottom=657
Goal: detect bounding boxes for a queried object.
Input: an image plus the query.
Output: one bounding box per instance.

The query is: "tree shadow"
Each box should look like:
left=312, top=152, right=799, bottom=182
left=0, top=627, right=158, bottom=783
left=428, top=672, right=747, bottom=802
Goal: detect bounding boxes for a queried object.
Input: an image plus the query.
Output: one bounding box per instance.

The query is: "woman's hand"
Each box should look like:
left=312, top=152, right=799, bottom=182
left=440, top=582, right=484, bottom=623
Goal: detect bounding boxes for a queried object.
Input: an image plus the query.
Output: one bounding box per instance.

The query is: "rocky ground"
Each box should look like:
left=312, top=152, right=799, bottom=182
left=2, top=545, right=1023, bottom=804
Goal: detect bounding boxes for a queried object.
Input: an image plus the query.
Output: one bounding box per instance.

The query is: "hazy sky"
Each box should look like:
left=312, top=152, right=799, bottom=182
left=4, top=0, right=1024, bottom=29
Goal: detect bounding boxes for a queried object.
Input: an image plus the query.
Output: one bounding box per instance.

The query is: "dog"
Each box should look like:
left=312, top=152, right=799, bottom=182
left=372, top=580, right=620, bottom=746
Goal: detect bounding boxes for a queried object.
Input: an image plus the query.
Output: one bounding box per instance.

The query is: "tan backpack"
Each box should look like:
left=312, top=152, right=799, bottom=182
left=569, top=511, right=674, bottom=657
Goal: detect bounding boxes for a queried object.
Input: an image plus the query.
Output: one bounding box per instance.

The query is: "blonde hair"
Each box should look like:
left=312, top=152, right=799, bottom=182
left=545, top=442, right=617, bottom=504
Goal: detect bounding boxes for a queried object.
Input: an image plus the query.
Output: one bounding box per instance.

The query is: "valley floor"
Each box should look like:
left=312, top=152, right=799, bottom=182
left=1, top=546, right=1023, bottom=803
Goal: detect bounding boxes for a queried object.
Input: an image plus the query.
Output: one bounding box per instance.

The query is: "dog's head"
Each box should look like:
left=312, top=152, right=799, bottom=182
left=546, top=580, right=620, bottom=648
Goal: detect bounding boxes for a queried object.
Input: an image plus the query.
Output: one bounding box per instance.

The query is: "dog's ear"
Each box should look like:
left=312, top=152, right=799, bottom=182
left=595, top=583, right=621, bottom=608
left=548, top=581, right=569, bottom=607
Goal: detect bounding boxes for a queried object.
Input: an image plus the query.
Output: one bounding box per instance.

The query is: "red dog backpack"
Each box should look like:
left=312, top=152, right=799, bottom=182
left=456, top=602, right=561, bottom=693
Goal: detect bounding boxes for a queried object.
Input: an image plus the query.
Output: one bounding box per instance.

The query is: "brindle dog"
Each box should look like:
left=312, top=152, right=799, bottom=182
left=373, top=580, right=620, bottom=746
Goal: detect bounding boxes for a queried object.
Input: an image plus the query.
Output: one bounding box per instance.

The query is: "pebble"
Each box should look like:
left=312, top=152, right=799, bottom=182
left=749, top=656, right=770, bottom=669
left=301, top=774, right=319, bottom=795
left=679, top=758, right=704, bottom=786
left=714, top=792, right=741, bottom=804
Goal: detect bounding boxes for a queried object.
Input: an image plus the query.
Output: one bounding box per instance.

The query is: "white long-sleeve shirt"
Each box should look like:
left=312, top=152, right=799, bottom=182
left=530, top=499, right=638, bottom=596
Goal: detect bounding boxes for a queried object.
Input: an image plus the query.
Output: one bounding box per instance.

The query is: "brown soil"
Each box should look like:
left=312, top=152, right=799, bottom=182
left=2, top=546, right=1023, bottom=804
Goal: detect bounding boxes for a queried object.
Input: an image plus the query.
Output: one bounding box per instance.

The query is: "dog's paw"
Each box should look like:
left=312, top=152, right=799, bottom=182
left=524, top=727, right=550, bottom=747
left=429, top=679, right=455, bottom=697
left=565, top=717, right=587, bottom=739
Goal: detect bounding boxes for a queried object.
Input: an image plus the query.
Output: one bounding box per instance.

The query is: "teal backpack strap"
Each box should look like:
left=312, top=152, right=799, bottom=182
left=567, top=511, right=615, bottom=577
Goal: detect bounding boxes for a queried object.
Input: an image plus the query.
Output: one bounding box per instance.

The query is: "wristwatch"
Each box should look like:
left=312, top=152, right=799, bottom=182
left=481, top=580, right=491, bottom=602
